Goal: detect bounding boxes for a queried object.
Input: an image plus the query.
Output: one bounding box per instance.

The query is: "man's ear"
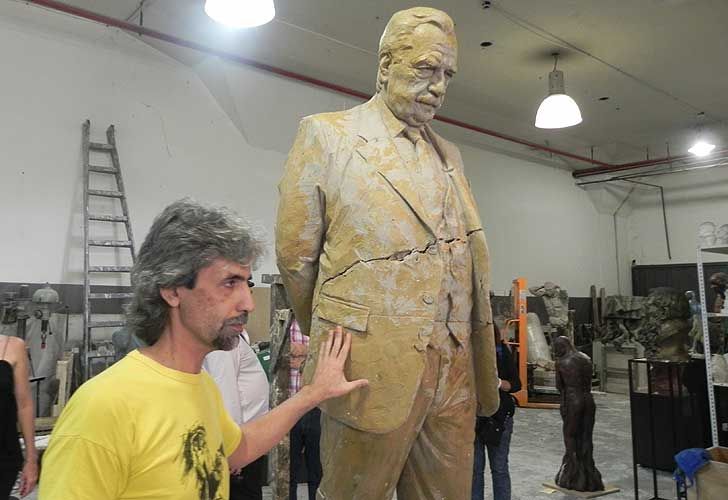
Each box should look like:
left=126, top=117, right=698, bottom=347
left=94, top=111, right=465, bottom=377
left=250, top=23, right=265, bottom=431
left=160, top=287, right=181, bottom=308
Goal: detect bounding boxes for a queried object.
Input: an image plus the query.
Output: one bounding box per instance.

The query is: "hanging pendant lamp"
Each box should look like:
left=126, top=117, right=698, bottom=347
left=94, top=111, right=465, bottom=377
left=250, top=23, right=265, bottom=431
left=688, top=112, right=716, bottom=157
left=205, top=0, right=276, bottom=28
left=535, top=53, right=582, bottom=129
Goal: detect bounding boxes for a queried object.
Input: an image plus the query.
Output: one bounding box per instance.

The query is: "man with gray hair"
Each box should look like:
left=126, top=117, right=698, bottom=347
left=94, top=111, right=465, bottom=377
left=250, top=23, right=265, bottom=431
left=39, top=199, right=367, bottom=500
left=277, top=7, right=499, bottom=500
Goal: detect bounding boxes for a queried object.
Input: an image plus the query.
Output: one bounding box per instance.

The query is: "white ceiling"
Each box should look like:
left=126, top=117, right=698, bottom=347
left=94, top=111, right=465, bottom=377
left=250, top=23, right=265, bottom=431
left=39, top=0, right=728, bottom=167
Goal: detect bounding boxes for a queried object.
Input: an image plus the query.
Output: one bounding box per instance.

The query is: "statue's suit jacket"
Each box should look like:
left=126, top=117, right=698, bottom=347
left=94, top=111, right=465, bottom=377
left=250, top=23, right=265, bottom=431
left=276, top=95, right=499, bottom=433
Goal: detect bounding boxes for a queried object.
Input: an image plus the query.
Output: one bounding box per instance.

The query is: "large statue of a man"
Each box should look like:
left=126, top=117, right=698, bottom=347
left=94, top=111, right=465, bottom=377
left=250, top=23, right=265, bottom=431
left=276, top=7, right=499, bottom=499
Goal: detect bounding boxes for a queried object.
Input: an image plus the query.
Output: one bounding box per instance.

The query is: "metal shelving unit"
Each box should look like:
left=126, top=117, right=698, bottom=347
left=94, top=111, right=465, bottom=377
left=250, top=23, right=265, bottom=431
left=696, top=244, right=728, bottom=447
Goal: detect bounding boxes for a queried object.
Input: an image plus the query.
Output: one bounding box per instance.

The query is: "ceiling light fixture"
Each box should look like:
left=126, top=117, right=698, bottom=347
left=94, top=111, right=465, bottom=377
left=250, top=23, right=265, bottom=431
left=535, top=53, right=582, bottom=129
left=688, top=112, right=716, bottom=157
left=204, top=0, right=275, bottom=28
left=688, top=140, right=715, bottom=157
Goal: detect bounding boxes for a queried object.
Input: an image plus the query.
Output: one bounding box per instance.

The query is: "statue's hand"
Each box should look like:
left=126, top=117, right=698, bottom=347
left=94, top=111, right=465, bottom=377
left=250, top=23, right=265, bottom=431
left=308, top=326, right=369, bottom=402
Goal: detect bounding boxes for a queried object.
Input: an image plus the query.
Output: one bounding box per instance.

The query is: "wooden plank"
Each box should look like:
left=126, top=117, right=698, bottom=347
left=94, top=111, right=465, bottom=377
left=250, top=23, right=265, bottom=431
left=88, top=240, right=132, bottom=247
left=89, top=142, right=113, bottom=151
left=88, top=189, right=123, bottom=198
left=542, top=483, right=620, bottom=498
left=88, top=320, right=126, bottom=328
left=89, top=292, right=133, bottom=299
left=88, top=214, right=128, bottom=222
left=52, top=353, right=74, bottom=417
left=88, top=165, right=118, bottom=174
left=268, top=307, right=293, bottom=500
left=89, top=266, right=132, bottom=273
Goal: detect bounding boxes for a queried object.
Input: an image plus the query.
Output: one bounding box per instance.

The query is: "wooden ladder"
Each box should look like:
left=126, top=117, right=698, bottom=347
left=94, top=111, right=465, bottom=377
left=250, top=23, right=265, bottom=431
left=82, top=120, right=136, bottom=380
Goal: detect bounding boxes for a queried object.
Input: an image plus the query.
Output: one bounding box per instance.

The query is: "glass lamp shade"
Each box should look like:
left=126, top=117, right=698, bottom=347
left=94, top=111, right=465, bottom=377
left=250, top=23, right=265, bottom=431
left=205, top=0, right=275, bottom=28
left=688, top=140, right=715, bottom=157
left=535, top=94, right=583, bottom=129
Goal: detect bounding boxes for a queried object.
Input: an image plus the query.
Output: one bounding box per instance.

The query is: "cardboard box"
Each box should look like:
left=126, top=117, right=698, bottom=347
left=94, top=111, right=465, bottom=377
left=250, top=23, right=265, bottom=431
left=687, top=447, right=728, bottom=500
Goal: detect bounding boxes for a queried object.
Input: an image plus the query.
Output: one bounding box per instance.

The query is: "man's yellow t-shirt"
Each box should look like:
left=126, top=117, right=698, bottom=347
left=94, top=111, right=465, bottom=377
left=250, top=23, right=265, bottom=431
left=39, top=350, right=243, bottom=500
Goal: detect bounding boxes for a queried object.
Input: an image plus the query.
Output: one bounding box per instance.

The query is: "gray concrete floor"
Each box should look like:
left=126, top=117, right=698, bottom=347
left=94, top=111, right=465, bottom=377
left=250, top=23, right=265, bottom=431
left=269, top=393, right=676, bottom=500
left=501, top=392, right=675, bottom=500
left=24, top=393, right=677, bottom=500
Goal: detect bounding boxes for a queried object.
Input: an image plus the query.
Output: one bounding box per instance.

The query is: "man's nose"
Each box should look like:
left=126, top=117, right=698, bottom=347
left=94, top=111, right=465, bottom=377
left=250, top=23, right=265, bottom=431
left=236, top=285, right=255, bottom=314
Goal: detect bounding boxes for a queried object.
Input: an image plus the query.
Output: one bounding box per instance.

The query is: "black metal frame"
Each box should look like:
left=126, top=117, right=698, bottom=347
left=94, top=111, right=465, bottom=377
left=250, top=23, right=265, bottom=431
left=628, top=358, right=704, bottom=500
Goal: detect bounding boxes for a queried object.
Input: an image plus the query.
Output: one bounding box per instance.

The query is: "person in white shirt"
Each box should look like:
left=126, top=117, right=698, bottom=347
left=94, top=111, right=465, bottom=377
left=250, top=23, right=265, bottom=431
left=205, top=330, right=270, bottom=500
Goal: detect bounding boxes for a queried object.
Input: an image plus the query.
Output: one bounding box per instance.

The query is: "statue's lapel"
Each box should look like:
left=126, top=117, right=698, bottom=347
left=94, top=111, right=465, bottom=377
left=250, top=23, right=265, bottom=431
left=355, top=136, right=436, bottom=235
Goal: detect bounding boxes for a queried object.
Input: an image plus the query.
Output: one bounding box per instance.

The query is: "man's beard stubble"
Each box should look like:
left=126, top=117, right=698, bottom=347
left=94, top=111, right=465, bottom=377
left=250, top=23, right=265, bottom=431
left=212, top=312, right=248, bottom=351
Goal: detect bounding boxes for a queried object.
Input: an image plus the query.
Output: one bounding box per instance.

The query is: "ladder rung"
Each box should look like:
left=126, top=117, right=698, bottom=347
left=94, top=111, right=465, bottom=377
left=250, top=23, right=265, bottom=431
left=88, top=240, right=132, bottom=247
left=88, top=165, right=118, bottom=174
left=89, top=142, right=114, bottom=151
left=86, top=351, right=115, bottom=360
left=88, top=189, right=124, bottom=198
left=89, top=266, right=132, bottom=273
left=89, top=292, right=134, bottom=299
left=88, top=214, right=128, bottom=223
left=88, top=320, right=126, bottom=329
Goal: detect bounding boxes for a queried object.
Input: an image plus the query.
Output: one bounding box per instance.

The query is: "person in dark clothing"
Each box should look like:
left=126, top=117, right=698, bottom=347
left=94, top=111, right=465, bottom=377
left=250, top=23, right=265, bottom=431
left=0, top=335, right=38, bottom=498
left=288, top=320, right=323, bottom=500
left=471, top=323, right=521, bottom=500
left=289, top=408, right=323, bottom=500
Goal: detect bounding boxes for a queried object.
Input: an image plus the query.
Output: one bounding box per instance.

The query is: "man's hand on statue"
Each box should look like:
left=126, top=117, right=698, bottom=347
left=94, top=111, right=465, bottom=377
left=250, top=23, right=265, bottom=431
left=499, top=378, right=512, bottom=392
left=308, top=326, right=369, bottom=403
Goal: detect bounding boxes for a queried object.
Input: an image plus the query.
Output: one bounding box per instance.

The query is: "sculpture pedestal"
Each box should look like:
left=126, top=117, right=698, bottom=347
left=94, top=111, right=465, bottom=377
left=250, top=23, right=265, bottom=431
left=543, top=482, right=620, bottom=498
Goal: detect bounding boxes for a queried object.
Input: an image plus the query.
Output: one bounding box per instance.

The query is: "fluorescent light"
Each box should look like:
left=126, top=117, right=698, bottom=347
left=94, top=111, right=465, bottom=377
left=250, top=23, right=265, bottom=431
left=688, top=140, right=716, bottom=157
left=535, top=93, right=583, bottom=129
left=205, top=0, right=275, bottom=28
left=534, top=60, right=582, bottom=129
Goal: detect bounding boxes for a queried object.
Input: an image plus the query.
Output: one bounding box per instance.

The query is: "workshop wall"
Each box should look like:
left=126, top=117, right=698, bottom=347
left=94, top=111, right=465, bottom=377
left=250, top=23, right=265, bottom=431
left=0, top=2, right=618, bottom=299
left=625, top=166, right=728, bottom=269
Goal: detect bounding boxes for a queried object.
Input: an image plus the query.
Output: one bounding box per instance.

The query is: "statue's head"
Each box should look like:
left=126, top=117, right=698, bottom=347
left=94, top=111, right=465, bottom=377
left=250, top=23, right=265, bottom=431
left=645, top=287, right=690, bottom=321
left=553, top=336, right=575, bottom=359
left=710, top=272, right=728, bottom=293
left=698, top=221, right=716, bottom=237
left=377, top=7, right=458, bottom=128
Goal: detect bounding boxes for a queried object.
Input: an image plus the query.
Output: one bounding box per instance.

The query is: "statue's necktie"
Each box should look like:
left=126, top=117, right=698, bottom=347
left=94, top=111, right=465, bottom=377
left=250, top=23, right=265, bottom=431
left=404, top=128, right=447, bottom=223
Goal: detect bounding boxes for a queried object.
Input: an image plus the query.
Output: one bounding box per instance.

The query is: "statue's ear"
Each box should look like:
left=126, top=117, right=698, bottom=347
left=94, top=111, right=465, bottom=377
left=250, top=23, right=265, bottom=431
left=378, top=53, right=392, bottom=84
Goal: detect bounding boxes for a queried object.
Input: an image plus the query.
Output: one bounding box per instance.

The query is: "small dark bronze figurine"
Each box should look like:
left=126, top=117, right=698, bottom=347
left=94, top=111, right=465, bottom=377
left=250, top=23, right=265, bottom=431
left=553, top=336, right=604, bottom=492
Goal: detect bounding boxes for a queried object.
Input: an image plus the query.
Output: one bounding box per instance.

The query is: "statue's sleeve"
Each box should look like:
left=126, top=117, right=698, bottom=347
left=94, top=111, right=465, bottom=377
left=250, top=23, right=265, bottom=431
left=276, top=117, right=328, bottom=336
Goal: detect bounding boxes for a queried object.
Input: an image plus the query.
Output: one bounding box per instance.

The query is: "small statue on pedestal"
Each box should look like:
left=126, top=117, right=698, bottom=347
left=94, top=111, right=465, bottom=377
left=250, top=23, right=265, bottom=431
left=553, top=336, right=604, bottom=493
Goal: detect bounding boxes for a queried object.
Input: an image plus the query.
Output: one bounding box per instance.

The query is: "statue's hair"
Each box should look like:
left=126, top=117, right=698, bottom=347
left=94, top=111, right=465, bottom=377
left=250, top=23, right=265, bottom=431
left=376, top=7, right=456, bottom=91
left=126, top=198, right=265, bottom=345
left=646, top=287, right=690, bottom=320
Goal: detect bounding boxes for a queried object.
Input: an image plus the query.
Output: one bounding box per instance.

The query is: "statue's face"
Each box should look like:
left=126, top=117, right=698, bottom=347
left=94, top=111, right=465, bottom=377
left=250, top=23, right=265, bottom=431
left=553, top=337, right=570, bottom=358
left=698, top=222, right=716, bottom=237
left=380, top=24, right=457, bottom=127
left=710, top=272, right=728, bottom=291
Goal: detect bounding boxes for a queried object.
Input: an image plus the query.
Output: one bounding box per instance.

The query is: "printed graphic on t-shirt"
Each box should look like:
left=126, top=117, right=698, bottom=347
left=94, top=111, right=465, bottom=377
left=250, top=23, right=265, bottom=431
left=178, top=424, right=226, bottom=500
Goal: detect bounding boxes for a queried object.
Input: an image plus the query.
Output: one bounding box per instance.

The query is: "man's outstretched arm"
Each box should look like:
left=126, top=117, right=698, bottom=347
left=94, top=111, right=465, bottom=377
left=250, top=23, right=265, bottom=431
left=228, top=326, right=367, bottom=470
